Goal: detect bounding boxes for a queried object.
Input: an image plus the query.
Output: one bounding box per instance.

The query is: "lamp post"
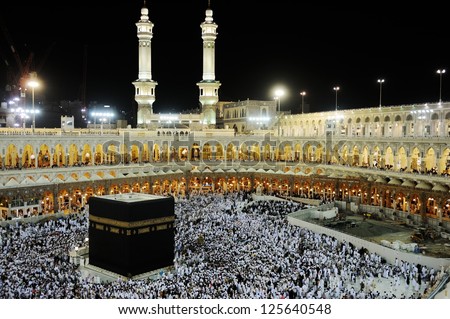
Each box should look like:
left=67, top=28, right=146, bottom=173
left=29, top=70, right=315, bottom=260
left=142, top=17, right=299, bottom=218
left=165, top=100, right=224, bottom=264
left=377, top=79, right=385, bottom=107
left=333, top=86, right=340, bottom=111
left=300, top=91, right=306, bottom=114
left=274, top=89, right=284, bottom=138
left=437, top=69, right=446, bottom=103
left=28, top=75, right=39, bottom=133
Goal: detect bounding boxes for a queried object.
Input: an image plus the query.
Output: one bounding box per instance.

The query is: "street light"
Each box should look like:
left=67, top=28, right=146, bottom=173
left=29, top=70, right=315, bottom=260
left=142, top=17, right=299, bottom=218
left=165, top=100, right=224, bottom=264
left=274, top=89, right=284, bottom=137
left=377, top=79, right=385, bottom=107
left=27, top=73, right=39, bottom=133
left=300, top=91, right=306, bottom=114
left=437, top=69, right=446, bottom=103
left=333, top=86, right=340, bottom=111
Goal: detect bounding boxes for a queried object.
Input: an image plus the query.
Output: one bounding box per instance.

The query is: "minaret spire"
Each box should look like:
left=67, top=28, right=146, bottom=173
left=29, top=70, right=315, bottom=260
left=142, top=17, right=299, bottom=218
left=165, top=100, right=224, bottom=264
left=197, top=1, right=221, bottom=127
left=133, top=1, right=157, bottom=127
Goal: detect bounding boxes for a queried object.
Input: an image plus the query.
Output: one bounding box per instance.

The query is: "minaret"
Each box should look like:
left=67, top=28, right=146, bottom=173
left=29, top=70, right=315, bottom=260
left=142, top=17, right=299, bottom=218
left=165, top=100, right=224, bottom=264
left=197, top=0, right=221, bottom=127
left=133, top=1, right=157, bottom=127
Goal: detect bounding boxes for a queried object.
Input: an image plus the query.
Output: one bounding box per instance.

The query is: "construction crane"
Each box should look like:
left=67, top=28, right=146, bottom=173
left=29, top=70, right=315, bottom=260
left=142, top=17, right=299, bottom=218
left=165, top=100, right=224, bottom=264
left=0, top=14, right=54, bottom=101
left=80, top=44, right=88, bottom=123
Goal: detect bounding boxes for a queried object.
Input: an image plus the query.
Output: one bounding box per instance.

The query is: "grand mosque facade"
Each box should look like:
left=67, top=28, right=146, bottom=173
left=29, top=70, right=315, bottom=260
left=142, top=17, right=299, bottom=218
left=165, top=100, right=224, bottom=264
left=0, top=3, right=449, bottom=234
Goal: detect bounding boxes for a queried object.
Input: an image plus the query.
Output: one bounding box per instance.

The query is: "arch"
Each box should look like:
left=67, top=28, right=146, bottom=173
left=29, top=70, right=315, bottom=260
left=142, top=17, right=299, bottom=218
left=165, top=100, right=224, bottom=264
left=439, top=148, right=450, bottom=175
left=130, top=144, right=140, bottom=163
left=203, top=143, right=212, bottom=161
left=58, top=189, right=70, bottom=213
left=178, top=177, right=187, bottom=195
left=393, top=192, right=408, bottom=212
left=424, top=147, right=436, bottom=172
left=189, top=176, right=201, bottom=192
left=262, top=143, right=271, bottom=161
left=394, top=115, right=402, bottom=121
left=121, top=183, right=131, bottom=193
left=106, top=143, right=118, bottom=165
left=94, top=144, right=103, bottom=165
left=361, top=145, right=369, bottom=167
left=251, top=143, right=260, bottom=161
left=410, top=147, right=421, bottom=172
left=168, top=145, right=176, bottom=162
left=41, top=191, right=54, bottom=214
left=38, top=144, right=50, bottom=168
left=410, top=194, right=421, bottom=215
left=22, top=144, right=35, bottom=168
left=81, top=144, right=92, bottom=165
left=141, top=182, right=150, bottom=194
left=153, top=144, right=161, bottom=162
left=226, top=143, right=237, bottom=161
left=216, top=143, right=224, bottom=160
left=305, top=143, right=315, bottom=162
left=70, top=188, right=84, bottom=212
left=406, top=114, right=413, bottom=121
left=315, top=144, right=323, bottom=163
left=240, top=176, right=252, bottom=191
left=331, top=145, right=339, bottom=164
left=83, top=187, right=94, bottom=206
left=284, top=143, right=292, bottom=161
left=191, top=143, right=200, bottom=161
left=68, top=144, right=79, bottom=166
left=239, top=142, right=249, bottom=161
left=397, top=147, right=407, bottom=171
left=53, top=144, right=66, bottom=167
left=109, top=184, right=120, bottom=195
left=384, top=115, right=390, bottom=122
left=431, top=113, right=439, bottom=120
left=373, top=146, right=381, bottom=167
left=352, top=145, right=360, bottom=166
left=120, top=143, right=129, bottom=164
left=294, top=143, right=302, bottom=162
left=142, top=143, right=150, bottom=163
left=95, top=185, right=106, bottom=196
left=385, top=146, right=394, bottom=168
left=341, top=144, right=349, bottom=165
left=179, top=145, right=188, bottom=161
left=168, top=179, right=178, bottom=194
left=5, top=149, right=17, bottom=170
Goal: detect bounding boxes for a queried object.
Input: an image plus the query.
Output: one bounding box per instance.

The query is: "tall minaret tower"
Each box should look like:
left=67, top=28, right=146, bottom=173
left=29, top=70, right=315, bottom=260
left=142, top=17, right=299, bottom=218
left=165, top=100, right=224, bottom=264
left=133, top=1, right=157, bottom=127
left=197, top=1, right=221, bottom=127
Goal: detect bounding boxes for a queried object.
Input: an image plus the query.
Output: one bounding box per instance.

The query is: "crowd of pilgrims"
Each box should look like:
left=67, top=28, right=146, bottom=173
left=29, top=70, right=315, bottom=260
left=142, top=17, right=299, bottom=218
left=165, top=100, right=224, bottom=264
left=0, top=191, right=439, bottom=299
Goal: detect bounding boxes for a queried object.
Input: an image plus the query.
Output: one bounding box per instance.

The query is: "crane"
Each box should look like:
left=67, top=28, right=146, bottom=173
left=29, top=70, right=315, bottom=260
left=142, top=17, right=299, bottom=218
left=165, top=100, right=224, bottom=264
left=0, top=14, right=54, bottom=101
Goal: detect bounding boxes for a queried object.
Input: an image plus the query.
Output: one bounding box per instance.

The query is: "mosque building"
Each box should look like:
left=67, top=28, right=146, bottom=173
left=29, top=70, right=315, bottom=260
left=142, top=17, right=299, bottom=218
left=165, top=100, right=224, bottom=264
left=0, top=1, right=449, bottom=238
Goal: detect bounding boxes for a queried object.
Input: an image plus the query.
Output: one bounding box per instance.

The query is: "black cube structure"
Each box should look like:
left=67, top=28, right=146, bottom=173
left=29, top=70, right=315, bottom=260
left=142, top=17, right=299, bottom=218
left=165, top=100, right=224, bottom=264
left=88, top=194, right=175, bottom=277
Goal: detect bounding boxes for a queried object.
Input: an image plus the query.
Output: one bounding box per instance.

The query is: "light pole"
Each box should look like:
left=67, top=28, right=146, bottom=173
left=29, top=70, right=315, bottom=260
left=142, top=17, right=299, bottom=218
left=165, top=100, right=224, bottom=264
left=274, top=89, right=284, bottom=138
left=377, top=79, right=385, bottom=107
left=437, top=69, right=446, bottom=103
left=27, top=74, right=39, bottom=133
left=300, top=91, right=306, bottom=114
left=333, top=86, right=340, bottom=111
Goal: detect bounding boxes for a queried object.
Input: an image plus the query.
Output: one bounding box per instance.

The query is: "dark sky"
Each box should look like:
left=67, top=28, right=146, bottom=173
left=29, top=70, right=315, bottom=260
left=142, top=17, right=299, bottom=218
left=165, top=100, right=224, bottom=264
left=1, top=1, right=449, bottom=120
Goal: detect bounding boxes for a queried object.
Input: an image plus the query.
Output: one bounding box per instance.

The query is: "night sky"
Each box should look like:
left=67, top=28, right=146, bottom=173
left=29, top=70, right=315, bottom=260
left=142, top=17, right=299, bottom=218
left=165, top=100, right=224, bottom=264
left=1, top=1, right=448, bottom=123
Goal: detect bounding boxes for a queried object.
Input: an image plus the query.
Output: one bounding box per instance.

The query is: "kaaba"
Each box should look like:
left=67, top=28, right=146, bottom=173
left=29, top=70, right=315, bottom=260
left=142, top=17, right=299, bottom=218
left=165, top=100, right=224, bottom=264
left=88, top=194, right=175, bottom=277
